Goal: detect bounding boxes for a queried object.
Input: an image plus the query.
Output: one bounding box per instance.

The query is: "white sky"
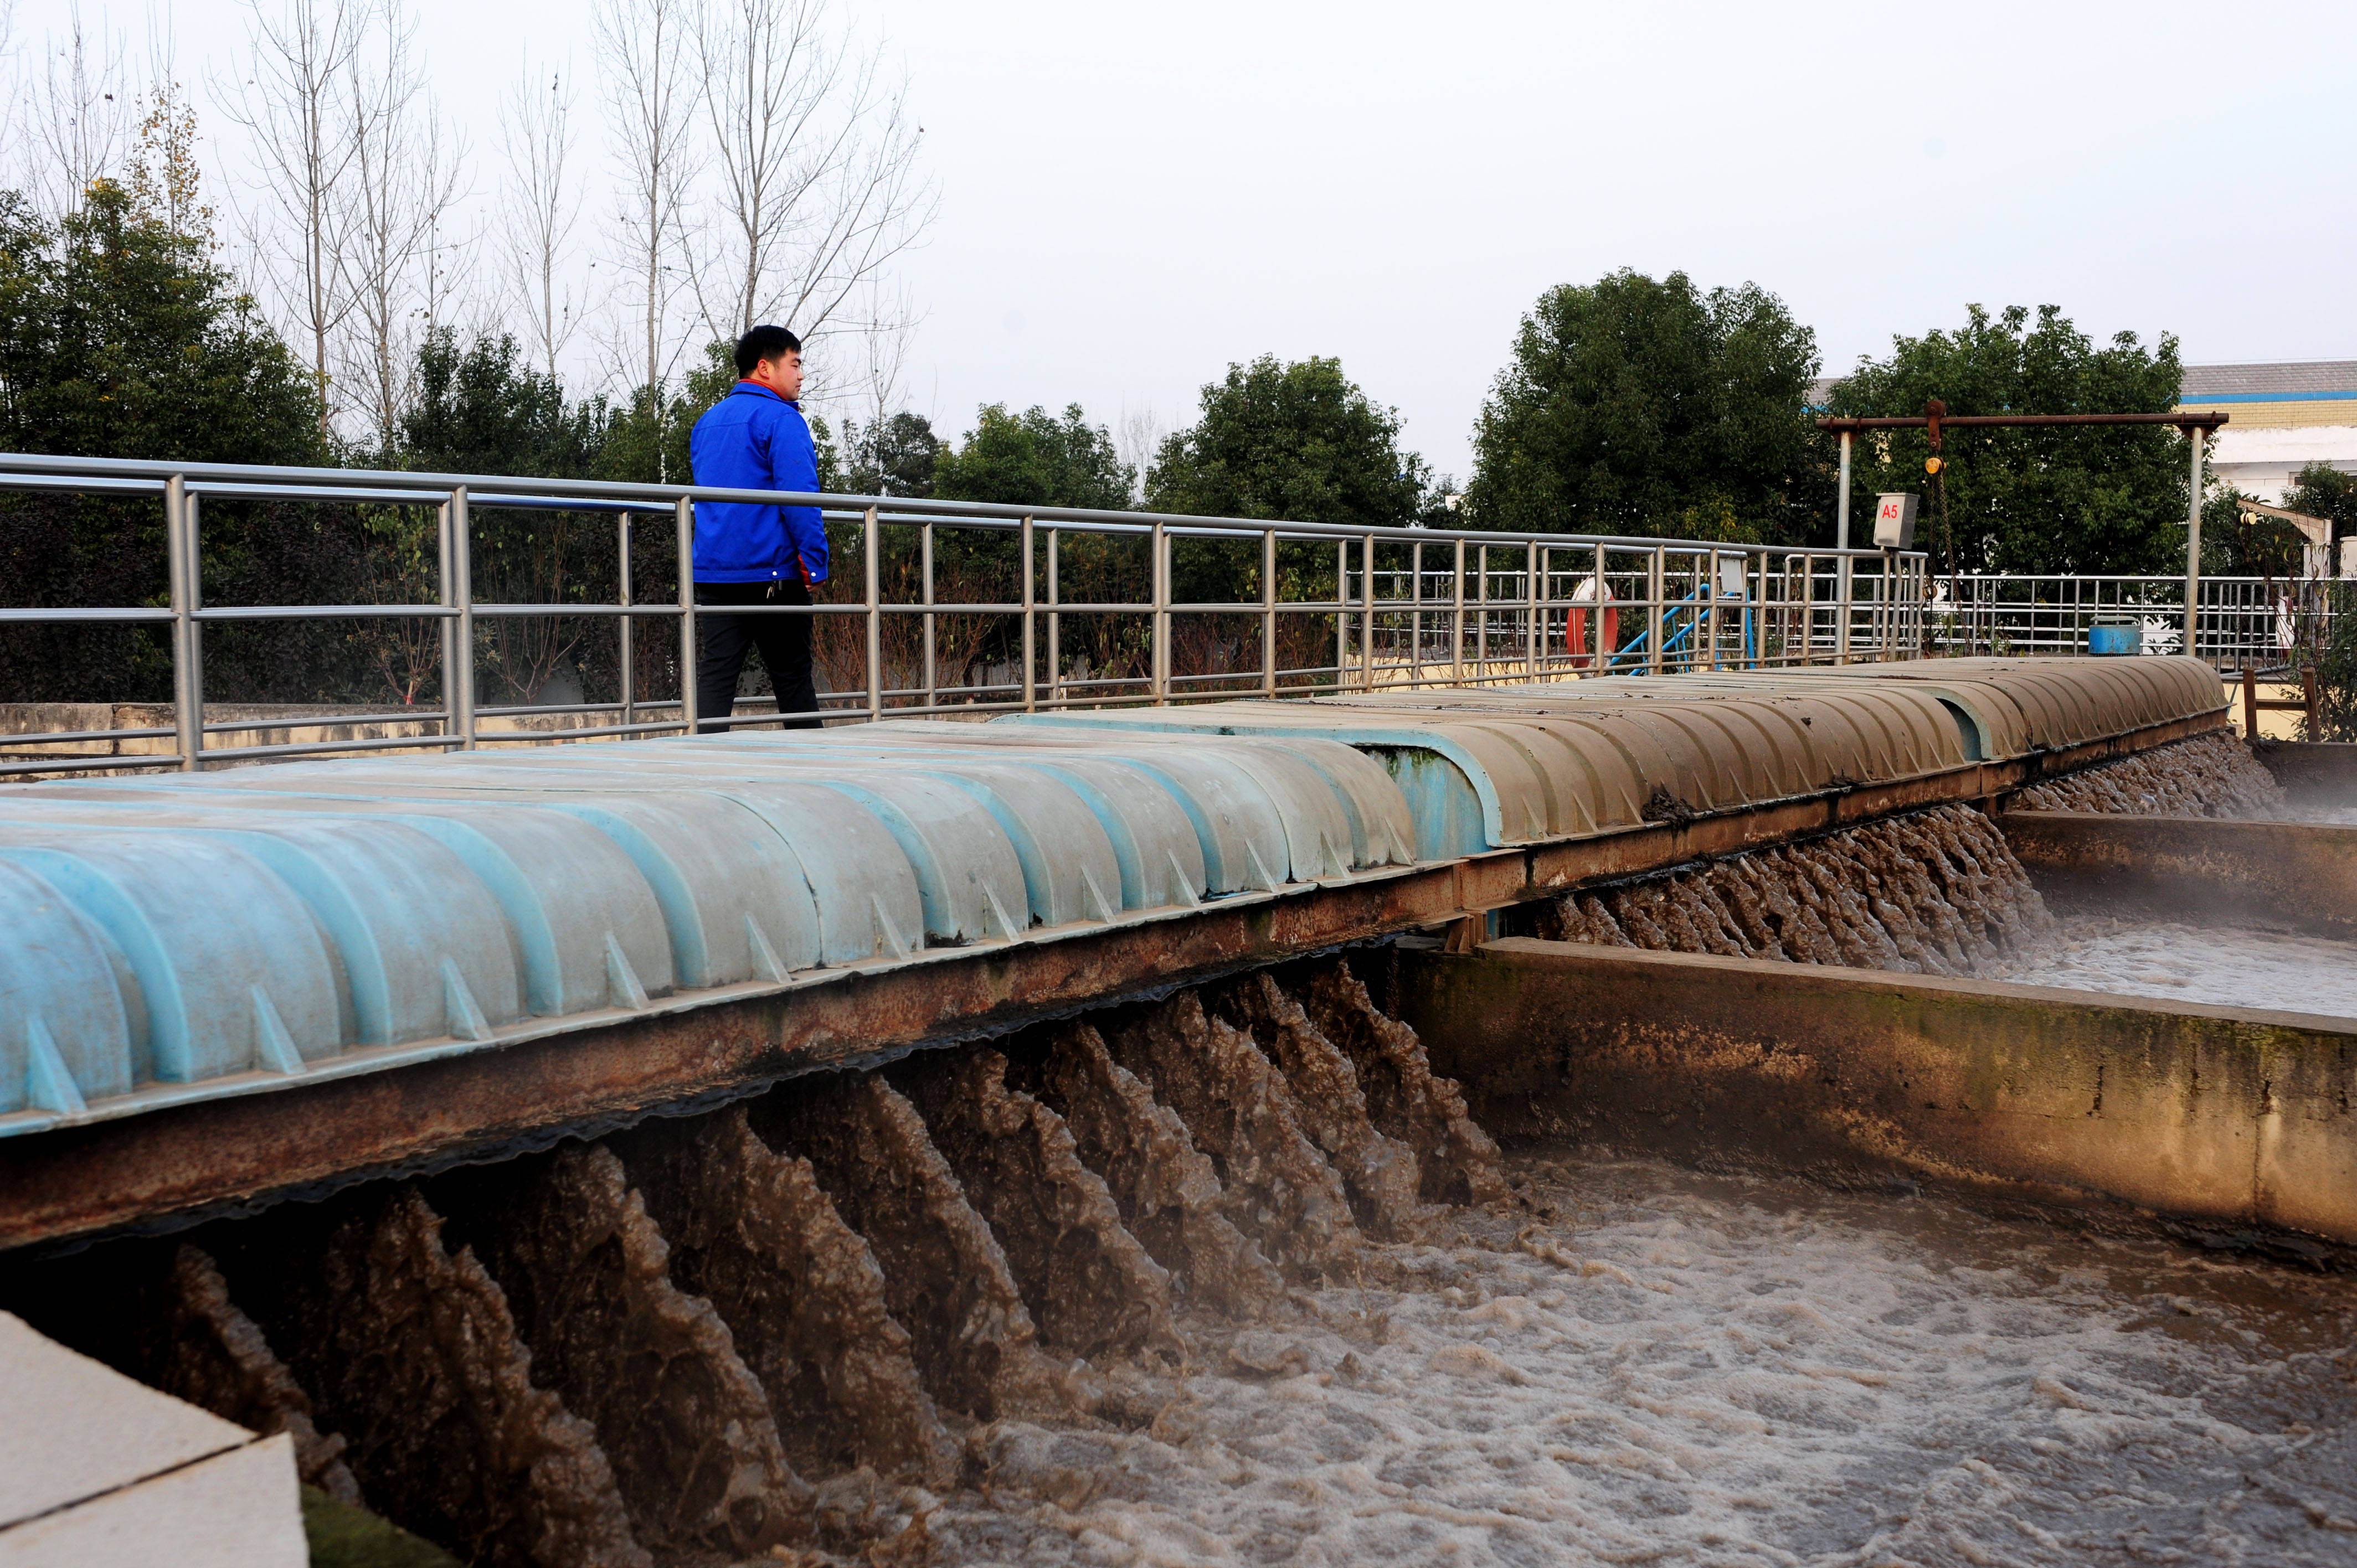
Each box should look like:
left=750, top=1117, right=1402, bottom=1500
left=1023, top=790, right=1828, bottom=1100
left=14, top=0, right=2357, bottom=481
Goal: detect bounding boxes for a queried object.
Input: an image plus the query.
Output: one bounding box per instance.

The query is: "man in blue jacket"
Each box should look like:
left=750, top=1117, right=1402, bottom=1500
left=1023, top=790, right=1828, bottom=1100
left=687, top=323, right=830, bottom=731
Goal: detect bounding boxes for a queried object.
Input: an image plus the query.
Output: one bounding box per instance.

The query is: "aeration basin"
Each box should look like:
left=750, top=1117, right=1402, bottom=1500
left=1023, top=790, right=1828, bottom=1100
left=0, top=655, right=2242, bottom=1249
left=11, top=654, right=2357, bottom=1566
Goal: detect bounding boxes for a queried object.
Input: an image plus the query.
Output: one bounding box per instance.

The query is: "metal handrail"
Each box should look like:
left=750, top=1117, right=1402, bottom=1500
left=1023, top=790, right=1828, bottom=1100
left=0, top=451, right=1934, bottom=776
left=1928, top=572, right=2341, bottom=666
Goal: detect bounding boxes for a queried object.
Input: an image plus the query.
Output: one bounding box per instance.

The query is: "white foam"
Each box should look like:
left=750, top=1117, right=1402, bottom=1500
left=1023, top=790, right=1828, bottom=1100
left=933, top=1156, right=2357, bottom=1566
left=1986, top=917, right=2357, bottom=1018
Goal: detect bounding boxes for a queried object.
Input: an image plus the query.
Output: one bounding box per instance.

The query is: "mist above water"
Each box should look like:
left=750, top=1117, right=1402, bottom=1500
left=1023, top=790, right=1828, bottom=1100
left=1982, top=919, right=2357, bottom=1018
left=939, top=1153, right=2357, bottom=1567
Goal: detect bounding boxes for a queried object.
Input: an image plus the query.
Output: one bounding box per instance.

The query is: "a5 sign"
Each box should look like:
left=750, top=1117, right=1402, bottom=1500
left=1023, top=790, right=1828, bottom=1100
left=1872, top=493, right=1919, bottom=550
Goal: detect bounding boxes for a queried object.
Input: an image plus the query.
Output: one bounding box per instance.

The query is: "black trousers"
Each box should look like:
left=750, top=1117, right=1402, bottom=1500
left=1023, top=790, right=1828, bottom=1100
left=694, top=579, right=822, bottom=733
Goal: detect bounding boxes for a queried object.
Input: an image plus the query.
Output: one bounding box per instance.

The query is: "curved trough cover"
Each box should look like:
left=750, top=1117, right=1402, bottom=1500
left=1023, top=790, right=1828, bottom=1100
left=1005, top=679, right=1975, bottom=858
left=1556, top=673, right=2036, bottom=762
left=0, top=729, right=1414, bottom=1139
left=1777, top=655, right=2227, bottom=752
left=0, top=659, right=2224, bottom=1140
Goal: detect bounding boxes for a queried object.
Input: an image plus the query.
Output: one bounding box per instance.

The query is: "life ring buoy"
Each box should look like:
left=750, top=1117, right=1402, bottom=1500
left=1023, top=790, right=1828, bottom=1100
left=1566, top=576, right=1617, bottom=669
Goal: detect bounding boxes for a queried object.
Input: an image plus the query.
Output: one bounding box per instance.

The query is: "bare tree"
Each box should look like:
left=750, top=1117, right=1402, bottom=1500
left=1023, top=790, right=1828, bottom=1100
left=23, top=4, right=132, bottom=220
left=1118, top=404, right=1166, bottom=504
left=595, top=0, right=698, bottom=395
left=224, top=0, right=364, bottom=439
left=498, top=60, right=583, bottom=381
left=686, top=0, right=933, bottom=353
left=338, top=0, right=469, bottom=452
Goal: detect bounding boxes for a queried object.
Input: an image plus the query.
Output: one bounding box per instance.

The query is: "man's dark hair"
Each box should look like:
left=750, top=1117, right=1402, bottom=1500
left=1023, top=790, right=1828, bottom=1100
left=735, top=324, right=801, bottom=375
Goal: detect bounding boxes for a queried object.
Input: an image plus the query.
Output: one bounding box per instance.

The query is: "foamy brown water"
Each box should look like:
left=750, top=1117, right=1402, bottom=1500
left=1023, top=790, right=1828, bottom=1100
left=1985, top=918, right=2357, bottom=1020
left=935, top=1154, right=2357, bottom=1566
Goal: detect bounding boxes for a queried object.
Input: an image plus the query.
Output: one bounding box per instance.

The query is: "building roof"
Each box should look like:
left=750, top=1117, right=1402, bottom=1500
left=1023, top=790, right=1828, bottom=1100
left=2179, top=360, right=2357, bottom=401
left=1809, top=363, right=2357, bottom=420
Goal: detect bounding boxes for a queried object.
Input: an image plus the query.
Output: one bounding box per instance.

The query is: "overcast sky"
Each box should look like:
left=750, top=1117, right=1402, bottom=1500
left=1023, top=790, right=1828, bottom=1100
left=16, top=0, right=2357, bottom=479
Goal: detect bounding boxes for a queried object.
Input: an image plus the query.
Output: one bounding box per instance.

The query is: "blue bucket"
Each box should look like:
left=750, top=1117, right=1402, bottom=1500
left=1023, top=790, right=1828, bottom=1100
left=2088, top=624, right=2139, bottom=657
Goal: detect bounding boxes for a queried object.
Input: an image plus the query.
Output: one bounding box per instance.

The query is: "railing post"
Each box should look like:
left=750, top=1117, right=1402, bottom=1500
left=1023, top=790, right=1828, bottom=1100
left=1046, top=527, right=1061, bottom=707
left=1151, top=518, right=1171, bottom=704
left=1451, top=537, right=1465, bottom=684
left=1261, top=527, right=1278, bottom=698
left=451, top=486, right=477, bottom=749
left=1410, top=538, right=1424, bottom=688
left=1362, top=533, right=1377, bottom=690
left=1835, top=430, right=1854, bottom=550
left=617, top=512, right=635, bottom=727
left=922, top=520, right=937, bottom=710
left=1592, top=539, right=1608, bottom=674
left=1020, top=513, right=1037, bottom=714
left=1705, top=548, right=1722, bottom=670
left=1335, top=538, right=1349, bottom=689
left=1524, top=539, right=1540, bottom=682
left=1476, top=544, right=1489, bottom=678
left=675, top=497, right=697, bottom=736
left=1648, top=546, right=1664, bottom=675
left=2184, top=425, right=2205, bottom=657
left=1836, top=551, right=1854, bottom=666
left=164, top=476, right=203, bottom=771
left=436, top=500, right=455, bottom=741
left=864, top=504, right=882, bottom=721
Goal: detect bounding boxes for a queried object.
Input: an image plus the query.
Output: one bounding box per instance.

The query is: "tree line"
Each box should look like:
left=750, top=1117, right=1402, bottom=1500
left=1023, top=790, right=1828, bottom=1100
left=3, top=1, right=2314, bottom=705
left=8, top=0, right=929, bottom=455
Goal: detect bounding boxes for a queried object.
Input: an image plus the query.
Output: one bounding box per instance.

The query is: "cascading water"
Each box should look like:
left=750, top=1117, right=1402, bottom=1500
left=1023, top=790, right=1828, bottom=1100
left=1013, top=1022, right=1286, bottom=1317
left=2014, top=729, right=2288, bottom=818
left=6, top=949, right=2351, bottom=1566
left=609, top=1107, right=960, bottom=1488
left=1541, top=803, right=2056, bottom=976
left=424, top=1144, right=811, bottom=1562
left=0, top=962, right=1479, bottom=1564
left=214, top=1185, right=649, bottom=1568
left=1105, top=989, right=1367, bottom=1281
left=891, top=1046, right=1183, bottom=1364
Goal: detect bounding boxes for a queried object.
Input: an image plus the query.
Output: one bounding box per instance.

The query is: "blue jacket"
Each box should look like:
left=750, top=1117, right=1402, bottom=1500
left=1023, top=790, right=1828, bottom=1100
left=687, top=382, right=829, bottom=584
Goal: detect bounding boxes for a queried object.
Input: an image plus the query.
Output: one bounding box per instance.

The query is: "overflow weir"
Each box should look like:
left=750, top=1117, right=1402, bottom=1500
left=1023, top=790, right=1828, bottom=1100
left=8, top=653, right=2357, bottom=1562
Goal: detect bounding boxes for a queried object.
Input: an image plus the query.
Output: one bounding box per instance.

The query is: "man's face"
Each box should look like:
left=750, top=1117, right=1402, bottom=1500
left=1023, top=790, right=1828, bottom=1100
left=752, top=350, right=804, bottom=400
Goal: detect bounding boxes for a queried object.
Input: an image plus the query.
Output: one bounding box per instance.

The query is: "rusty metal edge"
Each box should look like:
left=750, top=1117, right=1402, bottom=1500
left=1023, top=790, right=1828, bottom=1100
left=0, top=709, right=2228, bottom=1253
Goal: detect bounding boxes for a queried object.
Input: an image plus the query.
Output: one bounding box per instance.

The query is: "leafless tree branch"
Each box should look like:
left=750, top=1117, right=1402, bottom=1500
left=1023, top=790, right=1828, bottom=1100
left=338, top=0, right=470, bottom=451
left=220, top=0, right=366, bottom=439
left=498, top=59, right=584, bottom=381
left=686, top=0, right=934, bottom=356
left=23, top=4, right=132, bottom=220
left=595, top=0, right=698, bottom=394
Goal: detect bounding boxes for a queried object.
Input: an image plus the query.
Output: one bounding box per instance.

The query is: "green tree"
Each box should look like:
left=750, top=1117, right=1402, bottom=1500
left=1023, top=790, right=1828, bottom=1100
left=2284, top=464, right=2357, bottom=547
left=0, top=182, right=320, bottom=464
left=400, top=330, right=608, bottom=478
left=1146, top=354, right=1429, bottom=528
left=843, top=410, right=941, bottom=498
left=392, top=331, right=629, bottom=705
left=0, top=179, right=337, bottom=703
left=1464, top=270, right=1821, bottom=543
left=1828, top=304, right=2186, bottom=575
left=935, top=403, right=1132, bottom=510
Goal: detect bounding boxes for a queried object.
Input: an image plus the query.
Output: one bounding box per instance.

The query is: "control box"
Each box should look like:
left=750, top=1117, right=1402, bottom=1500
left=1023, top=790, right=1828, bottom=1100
left=1872, top=493, right=1918, bottom=550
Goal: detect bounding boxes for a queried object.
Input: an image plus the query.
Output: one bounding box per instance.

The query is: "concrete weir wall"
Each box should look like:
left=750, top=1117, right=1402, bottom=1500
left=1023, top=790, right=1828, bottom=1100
left=2001, top=812, right=2357, bottom=938
left=1396, top=938, right=2357, bottom=1249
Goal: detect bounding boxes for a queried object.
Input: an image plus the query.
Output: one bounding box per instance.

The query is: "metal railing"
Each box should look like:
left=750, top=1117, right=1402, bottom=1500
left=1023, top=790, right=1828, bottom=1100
left=1933, top=574, right=2341, bottom=666
left=0, top=451, right=1929, bottom=777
